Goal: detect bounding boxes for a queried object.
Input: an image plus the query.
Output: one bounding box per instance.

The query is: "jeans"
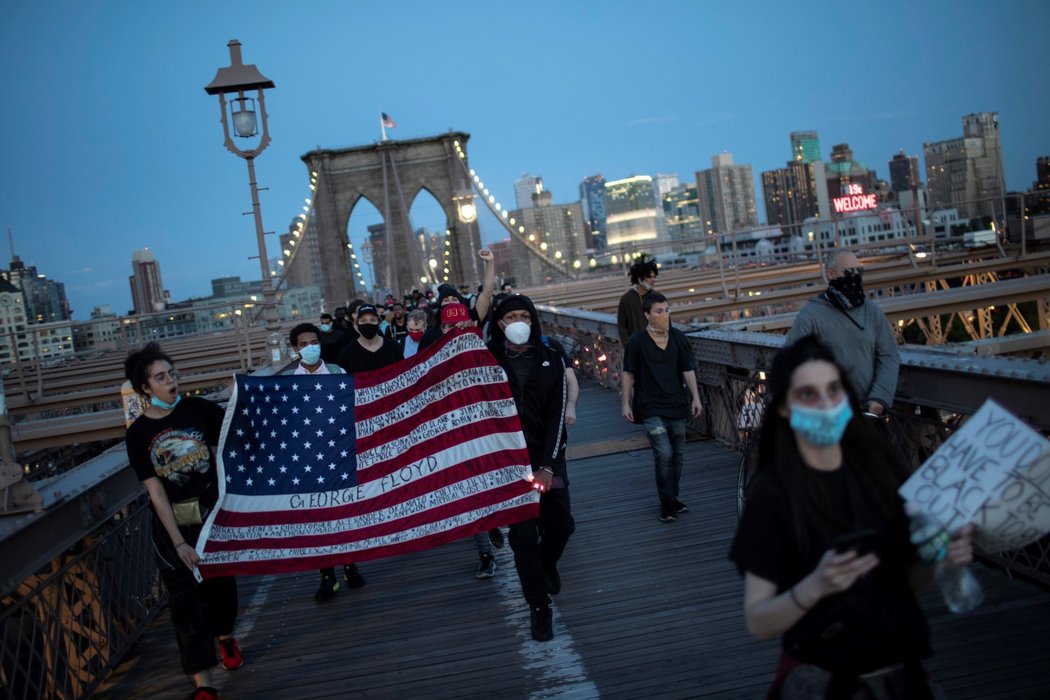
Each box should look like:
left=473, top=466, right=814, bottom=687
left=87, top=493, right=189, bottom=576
left=643, top=415, right=687, bottom=506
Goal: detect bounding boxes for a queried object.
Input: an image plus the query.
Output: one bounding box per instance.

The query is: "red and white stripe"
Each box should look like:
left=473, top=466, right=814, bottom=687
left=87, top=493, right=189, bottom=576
left=198, top=331, right=538, bottom=577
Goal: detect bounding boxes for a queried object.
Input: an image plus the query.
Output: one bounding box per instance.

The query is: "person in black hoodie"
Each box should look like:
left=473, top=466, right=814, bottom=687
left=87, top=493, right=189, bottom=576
left=487, top=294, right=575, bottom=642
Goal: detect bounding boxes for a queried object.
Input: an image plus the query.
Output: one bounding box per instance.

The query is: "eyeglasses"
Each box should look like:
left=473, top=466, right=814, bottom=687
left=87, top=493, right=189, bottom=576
left=151, top=369, right=180, bottom=384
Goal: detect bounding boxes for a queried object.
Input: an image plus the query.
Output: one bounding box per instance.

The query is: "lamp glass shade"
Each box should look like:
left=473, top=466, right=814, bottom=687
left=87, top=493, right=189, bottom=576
left=457, top=202, right=477, bottom=223
left=232, top=101, right=258, bottom=138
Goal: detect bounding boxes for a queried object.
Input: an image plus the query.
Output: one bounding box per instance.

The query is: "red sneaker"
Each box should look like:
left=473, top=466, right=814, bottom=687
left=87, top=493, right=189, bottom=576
left=218, top=637, right=243, bottom=671
left=186, top=686, right=219, bottom=700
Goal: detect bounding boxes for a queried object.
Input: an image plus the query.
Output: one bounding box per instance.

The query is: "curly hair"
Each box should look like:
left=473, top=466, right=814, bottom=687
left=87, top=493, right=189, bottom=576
left=123, top=342, right=174, bottom=395
left=628, top=255, right=659, bottom=285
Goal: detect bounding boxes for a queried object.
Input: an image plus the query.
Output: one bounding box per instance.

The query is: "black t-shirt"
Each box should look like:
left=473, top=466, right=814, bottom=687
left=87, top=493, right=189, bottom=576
left=622, top=328, right=694, bottom=421
left=126, top=397, right=225, bottom=509
left=336, top=338, right=404, bottom=373
left=319, top=329, right=344, bottom=364
left=729, top=465, right=931, bottom=672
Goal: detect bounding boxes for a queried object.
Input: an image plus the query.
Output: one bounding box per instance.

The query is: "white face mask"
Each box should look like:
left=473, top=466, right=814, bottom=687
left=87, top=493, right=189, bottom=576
left=503, top=321, right=531, bottom=345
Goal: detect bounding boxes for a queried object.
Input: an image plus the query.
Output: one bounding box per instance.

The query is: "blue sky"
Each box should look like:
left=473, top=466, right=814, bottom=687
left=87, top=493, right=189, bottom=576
left=1, top=0, right=1047, bottom=318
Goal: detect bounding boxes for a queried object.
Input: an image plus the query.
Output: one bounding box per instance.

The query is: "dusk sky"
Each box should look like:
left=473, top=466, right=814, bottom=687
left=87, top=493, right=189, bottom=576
left=1, top=1, right=1047, bottom=319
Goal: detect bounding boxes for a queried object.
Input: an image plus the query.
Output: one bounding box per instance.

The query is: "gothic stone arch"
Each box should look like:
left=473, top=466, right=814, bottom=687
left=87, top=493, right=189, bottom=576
left=301, top=132, right=482, bottom=307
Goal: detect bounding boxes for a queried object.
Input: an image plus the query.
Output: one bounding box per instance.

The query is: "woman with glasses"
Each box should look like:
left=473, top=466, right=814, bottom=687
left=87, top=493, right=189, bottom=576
left=729, top=335, right=973, bottom=699
left=124, top=343, right=242, bottom=700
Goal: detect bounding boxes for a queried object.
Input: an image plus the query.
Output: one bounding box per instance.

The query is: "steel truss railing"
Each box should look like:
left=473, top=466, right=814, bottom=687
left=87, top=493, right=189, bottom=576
left=538, top=308, right=1050, bottom=586
left=0, top=498, right=162, bottom=700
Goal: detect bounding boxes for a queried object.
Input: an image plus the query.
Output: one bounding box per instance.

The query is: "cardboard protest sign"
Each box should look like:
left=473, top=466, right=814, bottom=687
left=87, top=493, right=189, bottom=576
left=899, top=399, right=1050, bottom=553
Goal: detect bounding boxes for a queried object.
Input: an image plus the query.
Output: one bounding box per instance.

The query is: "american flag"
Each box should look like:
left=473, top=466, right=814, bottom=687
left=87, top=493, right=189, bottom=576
left=196, top=331, right=538, bottom=577
left=380, top=112, right=396, bottom=128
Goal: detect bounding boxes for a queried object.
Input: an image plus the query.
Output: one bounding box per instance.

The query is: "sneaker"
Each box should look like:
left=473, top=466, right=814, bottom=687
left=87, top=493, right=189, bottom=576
left=314, top=574, right=340, bottom=602
left=218, top=637, right=243, bottom=671
left=185, top=687, right=219, bottom=700
left=343, top=564, right=366, bottom=589
left=530, top=606, right=554, bottom=642
left=658, top=506, right=678, bottom=523
left=475, top=553, right=497, bottom=579
left=543, top=559, right=561, bottom=595
left=488, top=527, right=506, bottom=549
left=672, top=499, right=689, bottom=514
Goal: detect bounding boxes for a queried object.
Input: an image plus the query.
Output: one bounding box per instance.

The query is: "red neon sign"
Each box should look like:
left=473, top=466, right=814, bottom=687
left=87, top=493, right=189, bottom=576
left=833, top=183, right=877, bottom=214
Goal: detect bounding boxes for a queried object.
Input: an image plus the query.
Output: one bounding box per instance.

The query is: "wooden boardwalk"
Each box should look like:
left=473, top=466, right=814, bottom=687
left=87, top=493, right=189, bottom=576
left=96, top=381, right=1050, bottom=699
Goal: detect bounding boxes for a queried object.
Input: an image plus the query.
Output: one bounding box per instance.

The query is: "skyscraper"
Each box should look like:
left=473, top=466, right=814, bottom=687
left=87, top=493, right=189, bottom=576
left=129, top=248, right=168, bottom=314
left=790, top=131, right=821, bottom=164
left=4, top=255, right=72, bottom=323
left=653, top=173, right=681, bottom=199
left=814, top=144, right=879, bottom=219
left=604, top=176, right=668, bottom=247
left=514, top=173, right=545, bottom=210
left=579, top=174, right=608, bottom=250
left=888, top=150, right=922, bottom=193
left=924, top=112, right=1004, bottom=219
left=695, top=153, right=759, bottom=235
left=662, top=184, right=703, bottom=249
left=761, top=161, right=819, bottom=229
left=509, top=192, right=586, bottom=286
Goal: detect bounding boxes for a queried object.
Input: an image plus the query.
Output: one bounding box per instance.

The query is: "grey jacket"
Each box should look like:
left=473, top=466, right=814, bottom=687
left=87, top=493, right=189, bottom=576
left=785, top=294, right=900, bottom=409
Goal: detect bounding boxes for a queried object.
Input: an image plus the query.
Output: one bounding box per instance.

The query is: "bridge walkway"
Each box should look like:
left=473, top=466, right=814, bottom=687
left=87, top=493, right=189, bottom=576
left=95, top=381, right=1050, bottom=699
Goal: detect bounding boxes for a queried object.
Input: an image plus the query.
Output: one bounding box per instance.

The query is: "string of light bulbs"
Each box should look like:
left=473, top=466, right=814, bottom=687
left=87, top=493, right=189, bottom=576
left=451, top=139, right=589, bottom=280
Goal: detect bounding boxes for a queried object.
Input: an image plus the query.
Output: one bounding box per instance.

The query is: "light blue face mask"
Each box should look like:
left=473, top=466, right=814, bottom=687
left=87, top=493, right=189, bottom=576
left=298, top=344, right=322, bottom=366
left=320, top=323, right=332, bottom=333
left=790, top=399, right=853, bottom=446
left=150, top=394, right=182, bottom=411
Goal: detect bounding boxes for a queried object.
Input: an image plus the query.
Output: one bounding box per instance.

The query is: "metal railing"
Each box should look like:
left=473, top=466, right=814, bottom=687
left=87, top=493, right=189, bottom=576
left=0, top=498, right=162, bottom=700
left=539, top=308, right=1050, bottom=586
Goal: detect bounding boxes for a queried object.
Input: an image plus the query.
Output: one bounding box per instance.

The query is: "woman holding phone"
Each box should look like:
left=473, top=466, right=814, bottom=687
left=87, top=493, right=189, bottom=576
left=730, top=335, right=973, bottom=699
left=124, top=343, right=242, bottom=700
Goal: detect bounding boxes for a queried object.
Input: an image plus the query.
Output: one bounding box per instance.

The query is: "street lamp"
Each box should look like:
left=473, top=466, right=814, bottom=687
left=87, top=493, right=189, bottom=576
left=204, top=39, right=278, bottom=332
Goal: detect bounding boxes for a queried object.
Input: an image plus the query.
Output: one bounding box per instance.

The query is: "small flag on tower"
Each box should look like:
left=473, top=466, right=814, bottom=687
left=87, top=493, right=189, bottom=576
left=381, top=112, right=396, bottom=128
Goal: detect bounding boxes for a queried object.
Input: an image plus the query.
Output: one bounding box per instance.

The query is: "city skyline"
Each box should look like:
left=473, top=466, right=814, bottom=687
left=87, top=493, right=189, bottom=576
left=1, top=1, right=1047, bottom=318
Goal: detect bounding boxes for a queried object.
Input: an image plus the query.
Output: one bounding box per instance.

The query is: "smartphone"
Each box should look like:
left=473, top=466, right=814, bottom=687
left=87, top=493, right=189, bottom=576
left=833, top=528, right=877, bottom=554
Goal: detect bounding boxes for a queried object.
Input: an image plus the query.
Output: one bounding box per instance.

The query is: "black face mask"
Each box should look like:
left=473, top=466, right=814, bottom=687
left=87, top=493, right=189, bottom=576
left=827, top=269, right=866, bottom=309
left=358, top=323, right=380, bottom=340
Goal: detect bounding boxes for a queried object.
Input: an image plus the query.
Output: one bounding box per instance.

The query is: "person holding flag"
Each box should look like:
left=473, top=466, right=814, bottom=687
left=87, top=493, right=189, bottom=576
left=488, top=294, right=575, bottom=642
left=123, top=343, right=242, bottom=700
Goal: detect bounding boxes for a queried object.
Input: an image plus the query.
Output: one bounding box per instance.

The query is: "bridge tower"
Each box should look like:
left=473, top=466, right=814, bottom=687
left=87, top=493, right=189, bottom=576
left=300, top=132, right=482, bottom=305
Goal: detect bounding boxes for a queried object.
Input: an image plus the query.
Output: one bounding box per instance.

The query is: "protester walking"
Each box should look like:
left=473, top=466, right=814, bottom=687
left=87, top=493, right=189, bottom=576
left=729, top=335, right=974, bottom=698
left=622, top=292, right=702, bottom=522
left=278, top=323, right=367, bottom=602
left=616, top=255, right=659, bottom=346
left=123, top=343, right=242, bottom=700
left=488, top=294, right=575, bottom=642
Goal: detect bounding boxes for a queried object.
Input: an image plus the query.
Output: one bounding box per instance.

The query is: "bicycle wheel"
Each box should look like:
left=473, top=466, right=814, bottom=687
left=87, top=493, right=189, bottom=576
left=736, top=431, right=758, bottom=520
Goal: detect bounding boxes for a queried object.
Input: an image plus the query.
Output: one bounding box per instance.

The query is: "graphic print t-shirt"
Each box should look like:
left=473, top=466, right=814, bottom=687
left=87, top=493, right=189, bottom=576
left=126, top=397, right=225, bottom=508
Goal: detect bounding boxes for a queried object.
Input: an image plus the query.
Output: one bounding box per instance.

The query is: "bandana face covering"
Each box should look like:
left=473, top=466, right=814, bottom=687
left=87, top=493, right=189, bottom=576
left=827, top=268, right=866, bottom=309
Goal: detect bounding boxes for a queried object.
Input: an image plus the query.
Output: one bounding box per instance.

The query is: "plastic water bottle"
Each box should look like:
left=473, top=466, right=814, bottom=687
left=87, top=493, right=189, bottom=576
left=907, top=506, right=984, bottom=614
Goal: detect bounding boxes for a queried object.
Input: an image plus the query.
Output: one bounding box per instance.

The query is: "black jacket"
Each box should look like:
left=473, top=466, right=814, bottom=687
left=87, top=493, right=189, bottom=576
left=487, top=295, right=568, bottom=482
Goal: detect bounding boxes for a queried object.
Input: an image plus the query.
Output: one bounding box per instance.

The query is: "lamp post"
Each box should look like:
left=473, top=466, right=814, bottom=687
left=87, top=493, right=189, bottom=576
left=204, top=39, right=278, bottom=332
